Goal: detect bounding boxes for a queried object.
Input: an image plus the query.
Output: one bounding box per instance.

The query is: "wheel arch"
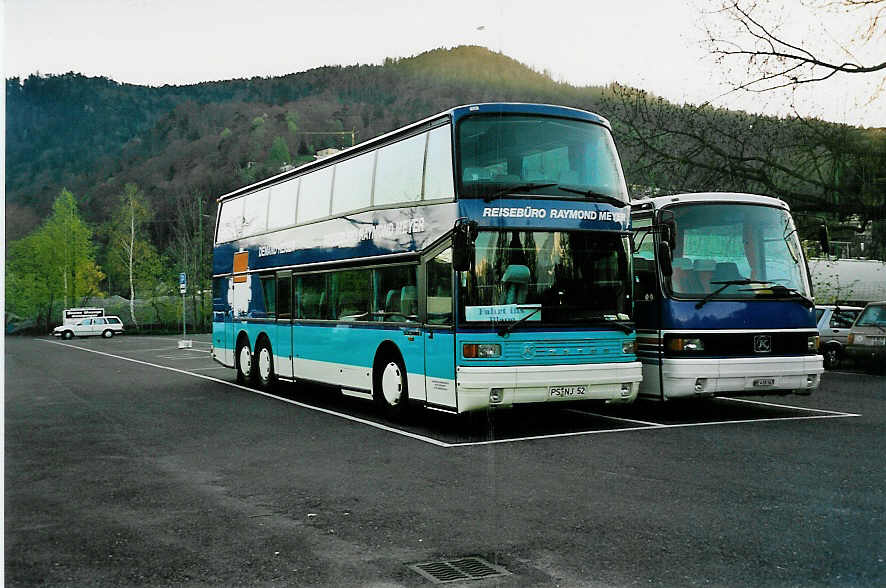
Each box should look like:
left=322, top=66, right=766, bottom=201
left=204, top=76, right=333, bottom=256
left=373, top=339, right=405, bottom=374
left=254, top=330, right=272, bottom=350
left=235, top=329, right=252, bottom=352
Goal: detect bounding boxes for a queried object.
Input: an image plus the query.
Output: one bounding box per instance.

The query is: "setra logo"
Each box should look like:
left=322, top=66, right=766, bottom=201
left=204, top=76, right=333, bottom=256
left=753, top=334, right=772, bottom=353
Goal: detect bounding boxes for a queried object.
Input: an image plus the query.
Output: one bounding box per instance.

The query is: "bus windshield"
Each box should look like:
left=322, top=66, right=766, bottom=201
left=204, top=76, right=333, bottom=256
left=666, top=204, right=811, bottom=300
left=459, top=230, right=632, bottom=326
left=457, top=114, right=628, bottom=203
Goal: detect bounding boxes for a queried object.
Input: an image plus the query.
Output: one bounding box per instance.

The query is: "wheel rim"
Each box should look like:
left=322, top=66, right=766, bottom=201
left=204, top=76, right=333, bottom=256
left=239, top=346, right=251, bottom=378
left=380, top=361, right=403, bottom=406
left=258, top=347, right=272, bottom=382
left=825, top=349, right=838, bottom=365
left=103, top=330, right=112, bottom=338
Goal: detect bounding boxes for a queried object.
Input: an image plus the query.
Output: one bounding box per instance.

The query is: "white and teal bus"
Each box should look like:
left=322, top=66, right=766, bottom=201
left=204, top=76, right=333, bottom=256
left=211, top=103, right=642, bottom=416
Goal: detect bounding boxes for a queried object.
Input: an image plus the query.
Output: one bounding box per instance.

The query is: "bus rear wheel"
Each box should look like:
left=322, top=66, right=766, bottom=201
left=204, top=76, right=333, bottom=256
left=374, top=356, right=408, bottom=420
left=236, top=340, right=252, bottom=384
left=255, top=340, right=276, bottom=390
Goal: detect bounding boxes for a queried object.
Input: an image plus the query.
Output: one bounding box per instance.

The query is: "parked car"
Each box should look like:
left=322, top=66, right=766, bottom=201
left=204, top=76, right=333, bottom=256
left=53, top=316, right=124, bottom=339
left=815, top=305, right=863, bottom=369
left=844, top=301, right=886, bottom=371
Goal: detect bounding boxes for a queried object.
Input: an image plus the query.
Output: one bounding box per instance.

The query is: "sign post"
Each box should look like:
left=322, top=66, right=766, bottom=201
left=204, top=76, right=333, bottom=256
left=178, top=272, right=192, bottom=349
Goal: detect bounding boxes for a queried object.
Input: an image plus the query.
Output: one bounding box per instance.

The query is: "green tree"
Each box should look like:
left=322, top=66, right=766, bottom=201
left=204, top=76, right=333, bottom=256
left=268, top=136, right=291, bottom=168
left=106, top=184, right=164, bottom=328
left=5, top=188, right=104, bottom=329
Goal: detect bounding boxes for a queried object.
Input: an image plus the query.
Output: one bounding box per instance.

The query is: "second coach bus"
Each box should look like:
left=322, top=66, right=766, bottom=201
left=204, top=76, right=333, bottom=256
left=211, top=103, right=642, bottom=415
left=631, top=192, right=824, bottom=400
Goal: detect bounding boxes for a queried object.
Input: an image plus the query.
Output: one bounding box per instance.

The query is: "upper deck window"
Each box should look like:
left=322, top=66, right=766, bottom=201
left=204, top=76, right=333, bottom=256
left=374, top=132, right=426, bottom=206
left=331, top=151, right=375, bottom=214
left=267, top=179, right=299, bottom=231
left=457, top=114, right=628, bottom=203
left=423, top=125, right=455, bottom=200
left=297, top=165, right=334, bottom=223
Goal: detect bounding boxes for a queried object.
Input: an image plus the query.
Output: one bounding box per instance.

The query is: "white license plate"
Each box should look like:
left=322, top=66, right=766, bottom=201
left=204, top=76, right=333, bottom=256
left=753, top=378, right=776, bottom=387
left=550, top=385, right=586, bottom=397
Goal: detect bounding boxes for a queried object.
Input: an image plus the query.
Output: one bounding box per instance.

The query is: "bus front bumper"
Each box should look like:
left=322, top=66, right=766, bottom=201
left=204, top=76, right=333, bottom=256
left=660, top=355, right=824, bottom=398
left=456, top=361, right=642, bottom=413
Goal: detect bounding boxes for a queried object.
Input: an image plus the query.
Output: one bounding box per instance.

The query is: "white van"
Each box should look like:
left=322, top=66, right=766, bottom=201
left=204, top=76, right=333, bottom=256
left=53, top=316, right=124, bottom=339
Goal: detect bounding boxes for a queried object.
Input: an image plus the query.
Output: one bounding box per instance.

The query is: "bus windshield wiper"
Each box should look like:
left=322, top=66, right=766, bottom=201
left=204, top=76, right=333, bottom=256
left=496, top=305, right=543, bottom=336
left=556, top=185, right=628, bottom=208
left=585, top=318, right=635, bottom=334
left=695, top=279, right=774, bottom=309
left=739, top=284, right=815, bottom=308
left=483, top=182, right=557, bottom=203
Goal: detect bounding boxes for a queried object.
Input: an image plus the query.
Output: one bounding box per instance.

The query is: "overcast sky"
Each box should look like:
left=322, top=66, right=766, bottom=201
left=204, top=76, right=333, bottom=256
left=3, top=0, right=883, bottom=127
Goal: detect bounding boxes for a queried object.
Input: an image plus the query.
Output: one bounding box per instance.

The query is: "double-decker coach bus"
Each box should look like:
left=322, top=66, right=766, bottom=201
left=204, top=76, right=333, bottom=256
left=631, top=193, right=824, bottom=400
left=211, top=103, right=642, bottom=416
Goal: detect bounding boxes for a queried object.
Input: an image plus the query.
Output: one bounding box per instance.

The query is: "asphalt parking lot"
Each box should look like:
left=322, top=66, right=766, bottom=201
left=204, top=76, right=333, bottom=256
left=5, top=334, right=885, bottom=586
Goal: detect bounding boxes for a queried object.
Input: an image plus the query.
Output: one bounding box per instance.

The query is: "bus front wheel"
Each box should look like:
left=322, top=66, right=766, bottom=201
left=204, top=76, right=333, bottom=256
left=374, top=356, right=408, bottom=420
left=236, top=340, right=252, bottom=384
left=255, top=340, right=276, bottom=390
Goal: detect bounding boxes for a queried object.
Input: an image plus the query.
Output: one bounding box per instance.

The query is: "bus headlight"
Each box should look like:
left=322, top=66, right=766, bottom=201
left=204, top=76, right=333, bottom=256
left=463, top=343, right=501, bottom=358
left=808, top=335, right=820, bottom=352
left=666, top=337, right=704, bottom=352
left=622, top=340, right=637, bottom=354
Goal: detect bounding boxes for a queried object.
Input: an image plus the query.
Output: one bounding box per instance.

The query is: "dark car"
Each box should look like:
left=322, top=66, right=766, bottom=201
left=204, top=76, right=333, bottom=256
left=844, top=301, right=886, bottom=371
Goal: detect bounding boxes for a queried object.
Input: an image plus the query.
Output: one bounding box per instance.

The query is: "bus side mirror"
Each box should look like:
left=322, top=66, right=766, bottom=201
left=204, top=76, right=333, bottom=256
left=658, top=242, right=673, bottom=277
left=818, top=224, right=830, bottom=255
left=452, top=220, right=478, bottom=272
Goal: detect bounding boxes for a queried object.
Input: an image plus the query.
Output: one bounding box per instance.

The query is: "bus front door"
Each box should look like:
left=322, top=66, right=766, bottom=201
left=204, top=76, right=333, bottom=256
left=424, top=326, right=456, bottom=409
left=422, top=247, right=457, bottom=410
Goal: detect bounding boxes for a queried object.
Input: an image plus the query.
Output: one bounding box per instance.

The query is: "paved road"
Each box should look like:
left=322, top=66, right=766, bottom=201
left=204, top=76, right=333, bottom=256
left=5, top=335, right=884, bottom=586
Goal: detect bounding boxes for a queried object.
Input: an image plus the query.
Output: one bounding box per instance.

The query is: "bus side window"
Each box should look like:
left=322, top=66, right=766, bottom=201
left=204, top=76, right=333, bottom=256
left=260, top=275, right=276, bottom=318
left=373, top=265, right=418, bottom=322
left=632, top=219, right=657, bottom=302
left=334, top=269, right=370, bottom=321
left=427, top=248, right=453, bottom=325
left=298, top=274, right=326, bottom=320
left=212, top=277, right=226, bottom=311
left=276, top=274, right=291, bottom=319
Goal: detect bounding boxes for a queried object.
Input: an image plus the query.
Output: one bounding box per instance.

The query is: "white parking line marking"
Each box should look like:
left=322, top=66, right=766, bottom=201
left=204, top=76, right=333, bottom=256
left=565, top=409, right=665, bottom=427
left=41, top=339, right=862, bottom=449
left=449, top=413, right=860, bottom=447
left=40, top=339, right=451, bottom=447
left=155, top=354, right=214, bottom=360
left=188, top=366, right=229, bottom=371
left=722, top=397, right=861, bottom=417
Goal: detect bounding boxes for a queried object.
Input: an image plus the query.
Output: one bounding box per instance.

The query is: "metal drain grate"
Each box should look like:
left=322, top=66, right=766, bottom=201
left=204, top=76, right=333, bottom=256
left=408, top=556, right=511, bottom=584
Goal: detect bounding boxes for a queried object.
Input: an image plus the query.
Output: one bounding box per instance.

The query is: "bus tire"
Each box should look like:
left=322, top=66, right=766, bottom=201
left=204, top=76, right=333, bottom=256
left=374, top=354, right=408, bottom=420
left=102, top=329, right=114, bottom=338
left=255, top=339, right=276, bottom=391
left=236, top=339, right=253, bottom=385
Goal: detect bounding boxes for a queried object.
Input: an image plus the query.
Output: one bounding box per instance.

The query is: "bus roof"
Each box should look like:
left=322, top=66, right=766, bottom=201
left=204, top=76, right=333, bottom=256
left=631, top=192, right=790, bottom=212
left=217, top=103, right=611, bottom=203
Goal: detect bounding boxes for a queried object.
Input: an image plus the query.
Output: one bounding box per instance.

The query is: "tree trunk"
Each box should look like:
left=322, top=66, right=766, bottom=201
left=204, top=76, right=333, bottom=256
left=128, top=198, right=139, bottom=329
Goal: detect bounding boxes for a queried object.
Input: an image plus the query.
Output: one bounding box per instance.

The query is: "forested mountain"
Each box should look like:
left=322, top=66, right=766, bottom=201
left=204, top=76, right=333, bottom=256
left=6, top=46, right=594, bottom=241
left=6, top=45, right=885, bottom=329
